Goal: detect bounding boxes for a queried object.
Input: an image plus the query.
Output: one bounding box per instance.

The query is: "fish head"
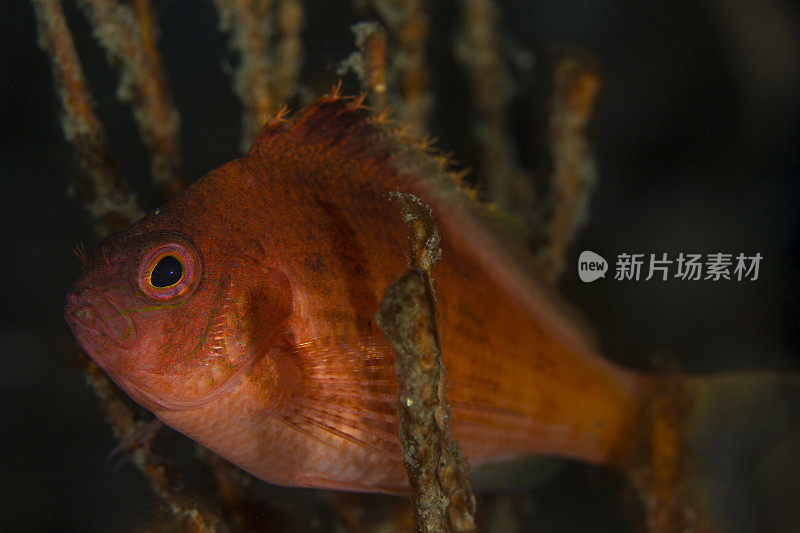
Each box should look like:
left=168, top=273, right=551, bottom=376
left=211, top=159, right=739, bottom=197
left=65, top=196, right=293, bottom=412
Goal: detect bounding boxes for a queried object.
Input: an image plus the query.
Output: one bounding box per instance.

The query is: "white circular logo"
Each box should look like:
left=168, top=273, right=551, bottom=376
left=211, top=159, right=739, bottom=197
left=578, top=251, right=608, bottom=282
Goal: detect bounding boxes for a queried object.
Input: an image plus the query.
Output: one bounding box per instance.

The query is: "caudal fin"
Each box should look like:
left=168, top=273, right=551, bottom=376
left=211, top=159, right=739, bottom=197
left=634, top=372, right=800, bottom=532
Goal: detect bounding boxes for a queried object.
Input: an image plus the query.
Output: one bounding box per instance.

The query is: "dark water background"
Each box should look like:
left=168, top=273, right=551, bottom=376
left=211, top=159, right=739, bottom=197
left=2, top=0, right=799, bottom=530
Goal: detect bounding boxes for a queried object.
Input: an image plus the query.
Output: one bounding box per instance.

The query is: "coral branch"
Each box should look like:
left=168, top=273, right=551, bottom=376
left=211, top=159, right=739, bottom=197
left=35, top=3, right=222, bottom=527
left=31, top=0, right=142, bottom=237
left=370, top=0, right=432, bottom=135
left=455, top=0, right=529, bottom=214
left=274, top=0, right=303, bottom=107
left=361, top=23, right=388, bottom=111
left=77, top=0, right=186, bottom=199
left=537, top=55, right=601, bottom=283
left=376, top=194, right=476, bottom=533
left=338, top=22, right=389, bottom=111
left=392, top=0, right=430, bottom=135
left=77, top=353, right=222, bottom=532
left=200, top=448, right=287, bottom=531
left=212, top=0, right=274, bottom=150
left=214, top=0, right=303, bottom=151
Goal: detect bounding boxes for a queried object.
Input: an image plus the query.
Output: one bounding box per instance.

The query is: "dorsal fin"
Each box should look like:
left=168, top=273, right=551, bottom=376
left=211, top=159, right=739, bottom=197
left=247, top=94, right=603, bottom=354
left=247, top=93, right=390, bottom=164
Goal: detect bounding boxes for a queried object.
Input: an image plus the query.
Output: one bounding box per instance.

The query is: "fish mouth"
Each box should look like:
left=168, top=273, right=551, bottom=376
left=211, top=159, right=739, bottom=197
left=65, top=285, right=138, bottom=352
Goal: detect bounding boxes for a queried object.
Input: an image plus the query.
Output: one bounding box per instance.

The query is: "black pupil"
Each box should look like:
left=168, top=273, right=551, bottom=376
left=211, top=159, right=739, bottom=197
left=150, top=255, right=183, bottom=288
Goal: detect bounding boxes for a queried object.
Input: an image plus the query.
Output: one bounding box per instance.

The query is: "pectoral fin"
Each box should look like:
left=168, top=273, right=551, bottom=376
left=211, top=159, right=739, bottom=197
left=280, top=336, right=403, bottom=460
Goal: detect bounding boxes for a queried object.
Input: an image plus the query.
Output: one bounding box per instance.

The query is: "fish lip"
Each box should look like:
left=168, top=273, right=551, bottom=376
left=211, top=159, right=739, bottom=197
left=65, top=285, right=138, bottom=351
left=64, top=289, right=99, bottom=337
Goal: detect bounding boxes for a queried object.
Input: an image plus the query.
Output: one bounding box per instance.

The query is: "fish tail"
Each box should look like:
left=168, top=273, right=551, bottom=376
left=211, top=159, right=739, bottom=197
left=630, top=371, right=800, bottom=532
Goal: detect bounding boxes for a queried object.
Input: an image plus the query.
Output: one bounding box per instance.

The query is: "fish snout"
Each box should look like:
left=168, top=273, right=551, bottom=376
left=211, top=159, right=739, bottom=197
left=65, top=285, right=137, bottom=351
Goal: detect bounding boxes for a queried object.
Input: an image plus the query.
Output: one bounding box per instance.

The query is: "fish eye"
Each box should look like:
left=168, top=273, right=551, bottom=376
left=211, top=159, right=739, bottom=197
left=136, top=239, right=200, bottom=301
left=150, top=255, right=183, bottom=288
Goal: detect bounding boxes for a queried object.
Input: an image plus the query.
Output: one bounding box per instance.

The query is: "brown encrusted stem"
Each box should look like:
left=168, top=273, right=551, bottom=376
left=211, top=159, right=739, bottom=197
left=200, top=448, right=284, bottom=531
left=361, top=23, right=388, bottom=111
left=213, top=0, right=274, bottom=150
left=376, top=194, right=476, bottom=533
left=274, top=0, right=304, bottom=107
left=455, top=0, right=530, bottom=214
left=213, top=0, right=304, bottom=152
left=31, top=0, right=142, bottom=237
left=370, top=0, right=432, bottom=135
left=537, top=56, right=601, bottom=283
left=76, top=0, right=187, bottom=199
left=77, top=353, right=223, bottom=532
left=393, top=0, right=430, bottom=135
left=388, top=192, right=441, bottom=276
left=339, top=22, right=388, bottom=111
